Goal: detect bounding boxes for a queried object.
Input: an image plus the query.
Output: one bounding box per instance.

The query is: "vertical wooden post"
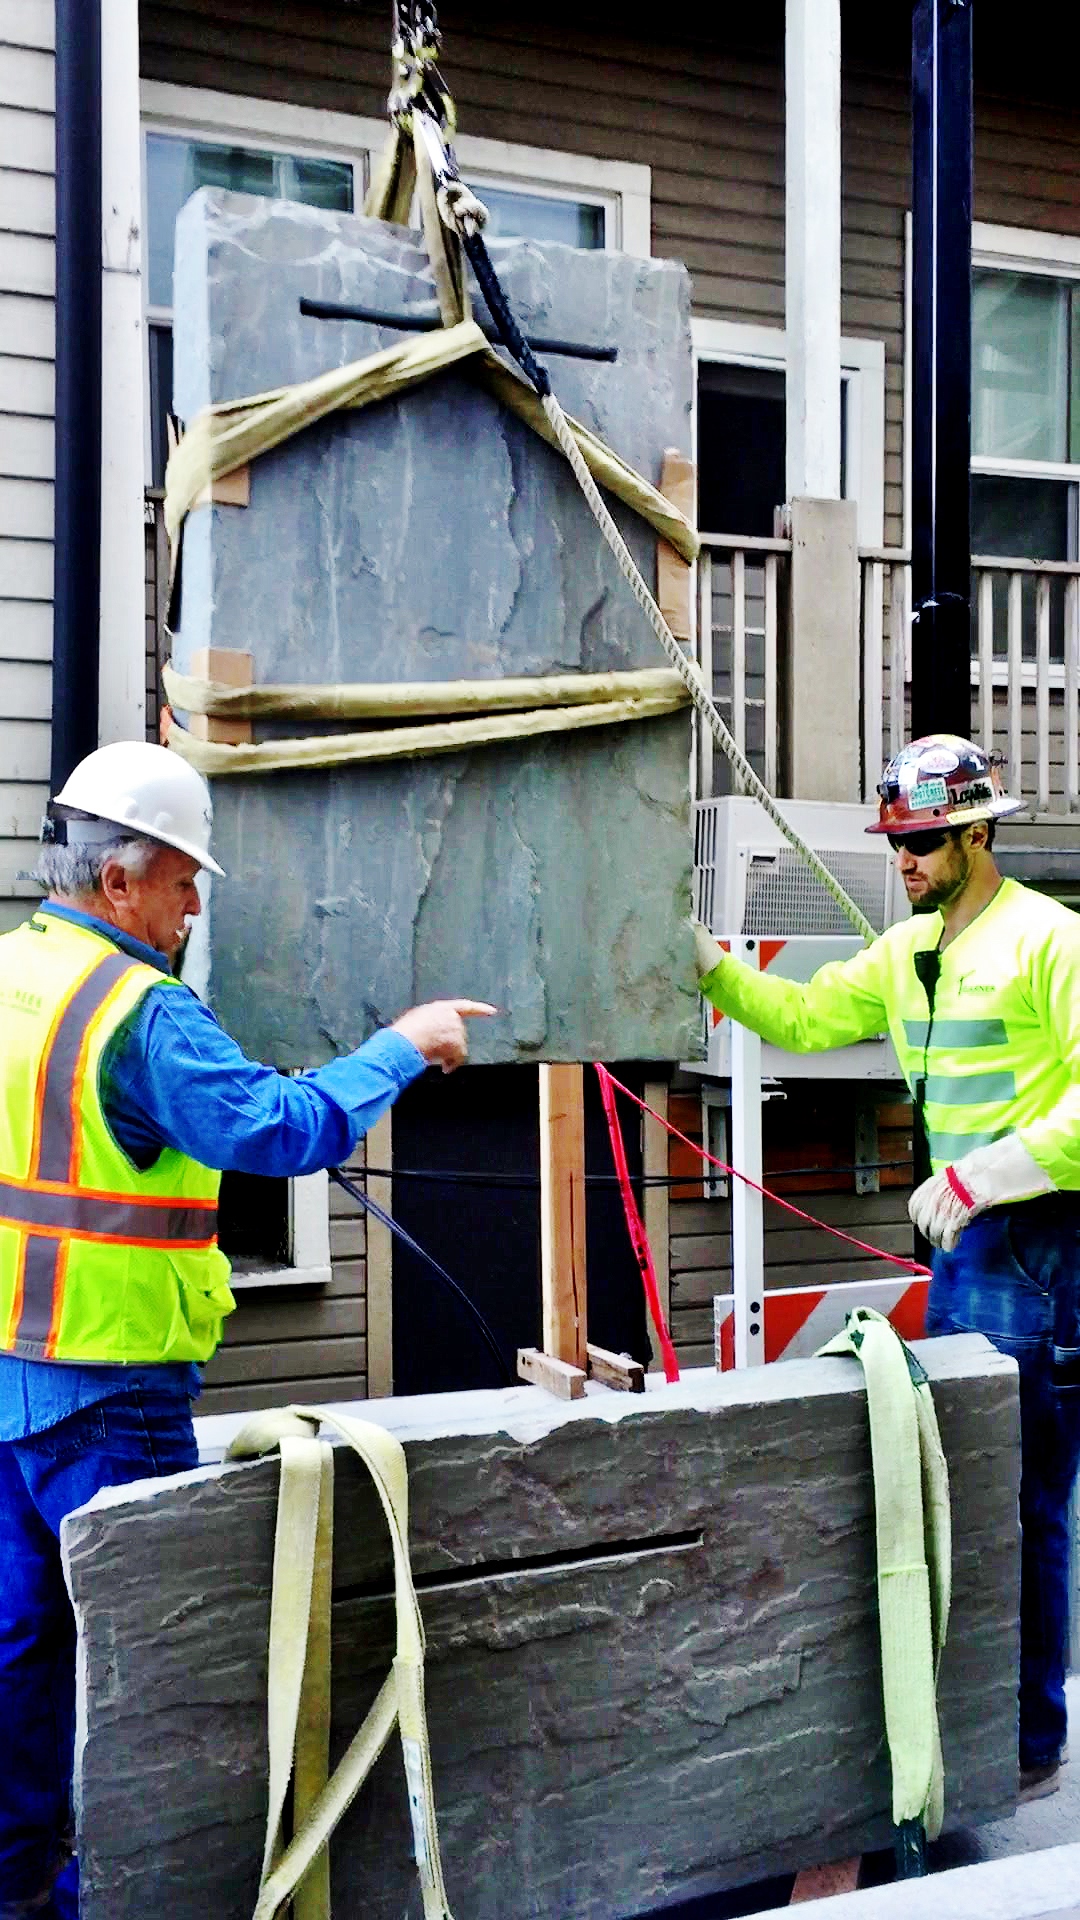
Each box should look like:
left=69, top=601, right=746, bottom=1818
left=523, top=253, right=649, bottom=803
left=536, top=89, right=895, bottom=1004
left=539, top=1063, right=587, bottom=1370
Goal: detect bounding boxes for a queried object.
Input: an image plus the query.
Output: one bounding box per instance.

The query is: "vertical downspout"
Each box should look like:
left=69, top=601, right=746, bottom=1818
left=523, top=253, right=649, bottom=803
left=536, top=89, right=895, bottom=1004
left=51, top=0, right=103, bottom=790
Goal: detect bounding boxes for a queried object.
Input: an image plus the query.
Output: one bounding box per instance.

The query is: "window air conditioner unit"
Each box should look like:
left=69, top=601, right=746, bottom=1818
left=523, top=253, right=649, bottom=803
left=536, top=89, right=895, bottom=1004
left=690, top=797, right=907, bottom=1082
left=693, top=797, right=905, bottom=938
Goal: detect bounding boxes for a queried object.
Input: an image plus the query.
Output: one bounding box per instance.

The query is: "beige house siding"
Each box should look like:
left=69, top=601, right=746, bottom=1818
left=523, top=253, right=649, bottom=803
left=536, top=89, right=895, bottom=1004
left=0, top=0, right=54, bottom=934
left=198, top=1142, right=369, bottom=1416
left=139, top=0, right=1080, bottom=572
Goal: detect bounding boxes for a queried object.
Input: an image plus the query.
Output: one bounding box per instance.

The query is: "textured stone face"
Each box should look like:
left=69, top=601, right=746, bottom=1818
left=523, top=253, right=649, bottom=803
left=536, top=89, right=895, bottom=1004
left=171, top=190, right=699, bottom=1065
left=64, top=1337, right=1020, bottom=1918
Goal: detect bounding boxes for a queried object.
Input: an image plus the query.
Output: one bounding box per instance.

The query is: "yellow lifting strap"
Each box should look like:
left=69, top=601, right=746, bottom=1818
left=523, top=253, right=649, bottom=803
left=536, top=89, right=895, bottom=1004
left=162, top=318, right=698, bottom=566
left=161, top=664, right=691, bottom=777
left=226, top=1405, right=454, bottom=1920
left=816, top=1309, right=952, bottom=1845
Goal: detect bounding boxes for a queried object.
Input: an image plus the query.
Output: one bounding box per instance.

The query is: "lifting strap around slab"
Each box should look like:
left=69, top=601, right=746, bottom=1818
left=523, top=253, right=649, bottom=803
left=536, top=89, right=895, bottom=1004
left=162, top=318, right=698, bottom=565
left=815, top=1309, right=951, bottom=1868
left=162, top=668, right=690, bottom=776
left=226, top=1405, right=454, bottom=1920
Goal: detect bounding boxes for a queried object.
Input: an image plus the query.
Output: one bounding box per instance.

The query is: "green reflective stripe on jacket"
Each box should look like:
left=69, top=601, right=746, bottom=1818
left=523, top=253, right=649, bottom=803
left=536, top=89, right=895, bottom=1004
left=922, top=1071, right=1017, bottom=1106
left=903, top=1018, right=1009, bottom=1050
left=699, top=877, right=1080, bottom=1184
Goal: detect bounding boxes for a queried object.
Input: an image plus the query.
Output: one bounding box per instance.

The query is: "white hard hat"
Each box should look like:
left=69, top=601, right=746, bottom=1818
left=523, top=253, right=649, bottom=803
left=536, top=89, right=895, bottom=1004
left=49, top=741, right=225, bottom=878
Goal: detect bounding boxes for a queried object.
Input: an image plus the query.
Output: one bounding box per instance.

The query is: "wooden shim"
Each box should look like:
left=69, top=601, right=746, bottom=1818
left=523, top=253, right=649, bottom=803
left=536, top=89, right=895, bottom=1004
left=586, top=1342, right=645, bottom=1393
left=187, top=648, right=254, bottom=745
left=192, top=463, right=251, bottom=511
left=658, top=448, right=695, bottom=643
left=789, top=1858, right=861, bottom=1902
left=539, top=1062, right=587, bottom=1370
left=516, top=1347, right=587, bottom=1400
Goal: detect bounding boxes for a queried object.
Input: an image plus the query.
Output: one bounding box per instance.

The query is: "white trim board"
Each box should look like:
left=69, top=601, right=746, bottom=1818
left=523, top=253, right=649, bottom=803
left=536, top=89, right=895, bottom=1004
left=691, top=317, right=886, bottom=547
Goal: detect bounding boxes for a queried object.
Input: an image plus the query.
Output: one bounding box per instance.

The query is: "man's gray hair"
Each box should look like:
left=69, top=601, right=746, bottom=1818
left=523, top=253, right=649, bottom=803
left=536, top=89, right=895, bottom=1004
left=32, top=834, right=159, bottom=899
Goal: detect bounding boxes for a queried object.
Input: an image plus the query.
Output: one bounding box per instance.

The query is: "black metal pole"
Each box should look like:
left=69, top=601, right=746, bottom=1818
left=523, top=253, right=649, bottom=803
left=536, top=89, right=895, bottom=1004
left=51, top=0, right=103, bottom=791
left=910, top=0, right=973, bottom=741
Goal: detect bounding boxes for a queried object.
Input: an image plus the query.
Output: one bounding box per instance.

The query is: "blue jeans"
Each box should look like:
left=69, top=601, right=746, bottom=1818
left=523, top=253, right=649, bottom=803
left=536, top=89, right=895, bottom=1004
left=928, top=1200, right=1080, bottom=1771
left=0, top=1389, right=198, bottom=1916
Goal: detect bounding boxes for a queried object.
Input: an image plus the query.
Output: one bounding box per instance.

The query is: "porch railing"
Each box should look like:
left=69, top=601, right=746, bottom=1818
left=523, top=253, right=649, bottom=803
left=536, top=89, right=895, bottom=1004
left=860, top=552, right=1080, bottom=817
left=697, top=532, right=790, bottom=797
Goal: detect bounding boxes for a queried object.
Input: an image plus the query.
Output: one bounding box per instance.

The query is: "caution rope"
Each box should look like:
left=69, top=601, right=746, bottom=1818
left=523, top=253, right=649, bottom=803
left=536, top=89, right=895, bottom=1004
left=602, top=1070, right=930, bottom=1278
left=595, top=1066, right=680, bottom=1382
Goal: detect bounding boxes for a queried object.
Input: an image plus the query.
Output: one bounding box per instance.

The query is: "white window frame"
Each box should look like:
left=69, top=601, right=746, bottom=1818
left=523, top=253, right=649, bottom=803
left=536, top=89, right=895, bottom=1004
left=690, top=317, right=886, bottom=547
left=226, top=1167, right=333, bottom=1293
left=140, top=83, right=652, bottom=478
left=140, top=83, right=650, bottom=254
left=968, top=221, right=1080, bottom=689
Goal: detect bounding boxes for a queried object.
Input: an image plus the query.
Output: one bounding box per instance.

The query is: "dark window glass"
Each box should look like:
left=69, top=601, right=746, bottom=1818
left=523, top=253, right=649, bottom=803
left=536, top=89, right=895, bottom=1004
left=697, top=364, right=786, bottom=538
left=217, top=1169, right=291, bottom=1271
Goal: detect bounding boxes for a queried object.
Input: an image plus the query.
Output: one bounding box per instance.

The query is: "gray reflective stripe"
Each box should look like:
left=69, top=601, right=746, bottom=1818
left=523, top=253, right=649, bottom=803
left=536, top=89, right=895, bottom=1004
left=0, top=1179, right=217, bottom=1243
left=923, top=1071, right=1017, bottom=1106
left=902, top=1017, right=1009, bottom=1051
left=35, top=953, right=139, bottom=1183
left=927, top=1127, right=1010, bottom=1162
left=15, top=1235, right=61, bottom=1353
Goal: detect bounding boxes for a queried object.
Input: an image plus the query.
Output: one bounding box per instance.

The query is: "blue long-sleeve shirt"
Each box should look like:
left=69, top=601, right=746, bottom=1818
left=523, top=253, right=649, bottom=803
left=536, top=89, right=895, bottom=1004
left=0, top=903, right=426, bottom=1439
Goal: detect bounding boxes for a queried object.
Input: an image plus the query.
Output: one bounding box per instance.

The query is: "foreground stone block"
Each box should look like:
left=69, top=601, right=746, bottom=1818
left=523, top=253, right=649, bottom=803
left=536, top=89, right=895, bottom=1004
left=171, top=191, right=699, bottom=1067
left=63, top=1336, right=1020, bottom=1919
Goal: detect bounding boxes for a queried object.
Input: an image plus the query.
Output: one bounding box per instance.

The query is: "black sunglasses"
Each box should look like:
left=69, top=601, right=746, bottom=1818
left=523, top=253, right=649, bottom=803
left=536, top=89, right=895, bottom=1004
left=887, top=829, right=951, bottom=855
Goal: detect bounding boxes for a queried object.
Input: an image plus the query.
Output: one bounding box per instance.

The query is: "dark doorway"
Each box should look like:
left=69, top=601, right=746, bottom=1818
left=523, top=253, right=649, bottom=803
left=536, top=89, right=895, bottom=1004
left=697, top=363, right=786, bottom=538
left=390, top=1063, right=653, bottom=1396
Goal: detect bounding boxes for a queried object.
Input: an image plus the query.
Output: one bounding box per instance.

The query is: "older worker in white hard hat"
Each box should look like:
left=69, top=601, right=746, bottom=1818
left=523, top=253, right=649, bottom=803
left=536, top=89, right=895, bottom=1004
left=0, top=741, right=493, bottom=1920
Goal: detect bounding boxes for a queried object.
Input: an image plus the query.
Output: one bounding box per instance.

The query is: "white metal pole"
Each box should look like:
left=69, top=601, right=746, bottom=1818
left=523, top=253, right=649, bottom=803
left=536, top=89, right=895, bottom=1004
left=730, top=937, right=766, bottom=1367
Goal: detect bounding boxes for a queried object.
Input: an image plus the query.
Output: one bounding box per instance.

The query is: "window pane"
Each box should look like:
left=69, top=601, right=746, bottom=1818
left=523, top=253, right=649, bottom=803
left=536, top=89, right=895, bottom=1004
left=971, top=473, right=1070, bottom=662
left=145, top=131, right=353, bottom=308
left=697, top=364, right=785, bottom=537
left=477, top=184, right=605, bottom=249
left=972, top=269, right=1068, bottom=462
left=148, top=321, right=174, bottom=488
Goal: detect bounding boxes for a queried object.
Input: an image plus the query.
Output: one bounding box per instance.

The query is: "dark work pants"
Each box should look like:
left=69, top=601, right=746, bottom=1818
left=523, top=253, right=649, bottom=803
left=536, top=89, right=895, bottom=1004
left=0, top=1390, right=198, bottom=1917
left=928, top=1203, right=1080, bottom=1771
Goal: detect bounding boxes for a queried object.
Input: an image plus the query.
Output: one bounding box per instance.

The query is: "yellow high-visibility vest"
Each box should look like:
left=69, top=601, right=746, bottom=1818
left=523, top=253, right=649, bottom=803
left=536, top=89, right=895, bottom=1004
left=700, top=879, right=1080, bottom=1182
left=0, top=911, right=234, bottom=1363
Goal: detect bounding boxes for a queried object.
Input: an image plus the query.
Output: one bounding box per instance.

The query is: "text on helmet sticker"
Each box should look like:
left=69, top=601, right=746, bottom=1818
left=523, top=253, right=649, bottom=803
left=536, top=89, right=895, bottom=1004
left=908, top=777, right=949, bottom=809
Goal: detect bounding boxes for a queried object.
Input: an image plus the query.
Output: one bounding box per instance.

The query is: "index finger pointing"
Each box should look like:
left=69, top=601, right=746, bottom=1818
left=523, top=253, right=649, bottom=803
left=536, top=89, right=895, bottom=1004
left=451, top=1000, right=499, bottom=1017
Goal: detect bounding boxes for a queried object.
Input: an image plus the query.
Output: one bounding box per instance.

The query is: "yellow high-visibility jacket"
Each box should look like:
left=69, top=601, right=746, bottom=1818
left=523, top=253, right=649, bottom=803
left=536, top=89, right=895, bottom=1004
left=700, top=878, right=1080, bottom=1183
left=0, top=911, right=234, bottom=1363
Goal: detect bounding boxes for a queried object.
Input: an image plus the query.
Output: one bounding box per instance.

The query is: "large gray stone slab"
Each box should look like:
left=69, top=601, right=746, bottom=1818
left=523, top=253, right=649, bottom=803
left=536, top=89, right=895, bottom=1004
left=64, top=1337, right=1021, bottom=1919
left=171, top=190, right=699, bottom=1066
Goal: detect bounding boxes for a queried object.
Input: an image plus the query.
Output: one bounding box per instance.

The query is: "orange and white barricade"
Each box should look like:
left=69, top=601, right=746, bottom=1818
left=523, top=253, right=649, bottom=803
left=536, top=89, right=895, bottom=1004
left=714, top=1275, right=929, bottom=1371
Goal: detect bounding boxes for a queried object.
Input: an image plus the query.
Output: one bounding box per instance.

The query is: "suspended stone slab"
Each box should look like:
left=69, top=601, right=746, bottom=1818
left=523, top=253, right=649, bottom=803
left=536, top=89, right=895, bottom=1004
left=64, top=1334, right=1020, bottom=1919
left=169, top=189, right=699, bottom=1067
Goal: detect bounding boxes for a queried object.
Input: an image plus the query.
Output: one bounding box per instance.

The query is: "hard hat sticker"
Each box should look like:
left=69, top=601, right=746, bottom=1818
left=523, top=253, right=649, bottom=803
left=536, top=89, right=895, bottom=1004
left=918, top=746, right=960, bottom=774
left=909, top=777, right=948, bottom=809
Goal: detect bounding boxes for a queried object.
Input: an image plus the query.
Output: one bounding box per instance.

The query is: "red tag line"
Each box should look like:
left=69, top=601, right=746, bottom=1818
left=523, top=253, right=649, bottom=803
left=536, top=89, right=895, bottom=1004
left=594, top=1067, right=681, bottom=1382
left=600, top=1070, right=931, bottom=1280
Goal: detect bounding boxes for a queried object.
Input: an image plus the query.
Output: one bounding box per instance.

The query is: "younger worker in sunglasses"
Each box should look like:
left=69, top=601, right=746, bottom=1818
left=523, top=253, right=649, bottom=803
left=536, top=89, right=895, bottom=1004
left=696, top=733, right=1080, bottom=1804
